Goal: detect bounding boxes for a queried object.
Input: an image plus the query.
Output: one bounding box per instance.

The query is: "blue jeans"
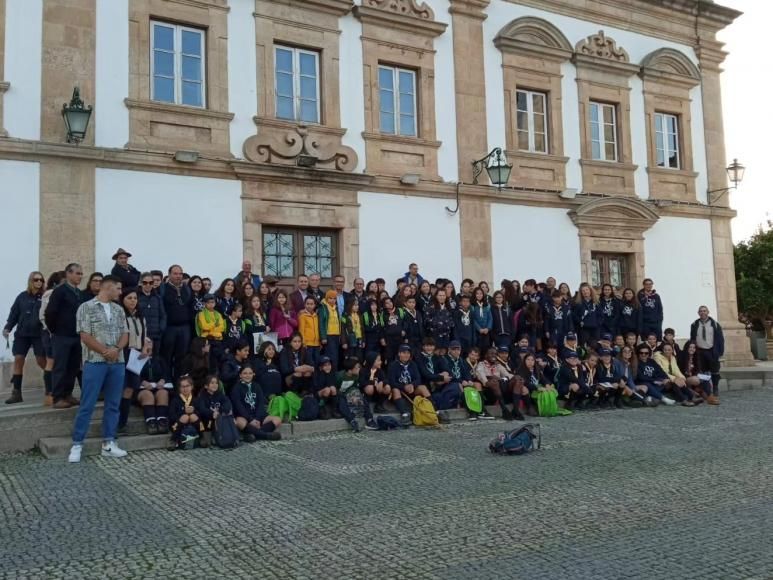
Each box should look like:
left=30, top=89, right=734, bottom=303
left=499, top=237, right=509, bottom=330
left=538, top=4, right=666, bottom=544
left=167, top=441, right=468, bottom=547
left=72, top=362, right=125, bottom=444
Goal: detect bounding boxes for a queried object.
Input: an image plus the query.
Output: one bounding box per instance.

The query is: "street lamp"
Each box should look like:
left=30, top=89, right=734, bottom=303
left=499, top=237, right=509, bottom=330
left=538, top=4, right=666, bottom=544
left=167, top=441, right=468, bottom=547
left=61, top=87, right=92, bottom=144
left=472, top=147, right=512, bottom=190
left=707, top=158, right=745, bottom=205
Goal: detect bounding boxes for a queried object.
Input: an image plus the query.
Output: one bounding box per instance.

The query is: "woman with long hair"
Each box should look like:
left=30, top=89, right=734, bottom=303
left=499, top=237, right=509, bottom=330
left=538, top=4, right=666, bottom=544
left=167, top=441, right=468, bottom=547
left=268, top=289, right=298, bottom=346
left=573, top=283, right=599, bottom=349
left=214, top=278, right=237, bottom=316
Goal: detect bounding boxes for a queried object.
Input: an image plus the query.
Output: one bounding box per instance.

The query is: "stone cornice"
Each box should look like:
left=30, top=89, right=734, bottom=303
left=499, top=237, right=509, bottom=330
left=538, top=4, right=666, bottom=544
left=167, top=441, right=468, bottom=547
left=124, top=99, right=234, bottom=121
left=232, top=160, right=373, bottom=189
left=287, top=0, right=354, bottom=17
left=354, top=5, right=447, bottom=37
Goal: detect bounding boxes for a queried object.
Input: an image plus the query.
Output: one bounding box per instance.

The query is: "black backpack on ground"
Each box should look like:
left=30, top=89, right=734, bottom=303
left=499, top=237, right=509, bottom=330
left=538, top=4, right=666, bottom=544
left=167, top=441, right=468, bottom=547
left=214, top=413, right=240, bottom=449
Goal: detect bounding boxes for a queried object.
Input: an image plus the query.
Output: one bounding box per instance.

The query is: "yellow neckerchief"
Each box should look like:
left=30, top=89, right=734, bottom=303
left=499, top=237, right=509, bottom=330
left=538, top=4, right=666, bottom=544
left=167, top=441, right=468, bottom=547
left=351, top=313, right=362, bottom=339
left=180, top=392, right=193, bottom=409
left=201, top=309, right=221, bottom=325
left=585, top=364, right=596, bottom=384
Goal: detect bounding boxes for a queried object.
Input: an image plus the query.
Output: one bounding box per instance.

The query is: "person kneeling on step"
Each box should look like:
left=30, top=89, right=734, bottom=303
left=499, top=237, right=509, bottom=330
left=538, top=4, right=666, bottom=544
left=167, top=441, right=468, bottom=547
left=195, top=374, right=232, bottom=448
left=386, top=345, right=429, bottom=426
left=169, top=375, right=202, bottom=449
left=229, top=365, right=282, bottom=442
left=336, top=357, right=378, bottom=432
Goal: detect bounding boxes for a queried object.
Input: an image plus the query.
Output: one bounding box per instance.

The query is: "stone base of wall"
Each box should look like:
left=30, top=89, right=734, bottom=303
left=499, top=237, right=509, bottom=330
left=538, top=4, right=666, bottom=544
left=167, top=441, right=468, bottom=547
left=0, top=359, right=44, bottom=394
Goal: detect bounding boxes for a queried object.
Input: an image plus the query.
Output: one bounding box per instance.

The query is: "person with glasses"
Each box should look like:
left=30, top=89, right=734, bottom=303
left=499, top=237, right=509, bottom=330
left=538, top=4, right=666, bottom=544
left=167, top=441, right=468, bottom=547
left=634, top=346, right=676, bottom=406
left=45, top=263, right=85, bottom=409
left=138, top=271, right=166, bottom=348
left=3, top=272, right=46, bottom=404
left=82, top=272, right=103, bottom=301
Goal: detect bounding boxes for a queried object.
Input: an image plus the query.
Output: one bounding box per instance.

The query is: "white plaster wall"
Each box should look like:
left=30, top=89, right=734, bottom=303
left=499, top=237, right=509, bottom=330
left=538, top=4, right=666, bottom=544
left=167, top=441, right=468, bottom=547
left=228, top=0, right=259, bottom=158
left=483, top=1, right=704, bottom=199
left=644, top=216, right=717, bottom=338
left=4, top=0, right=42, bottom=140
left=95, top=0, right=129, bottom=148
left=339, top=12, right=366, bottom=173
left=690, top=85, right=709, bottom=204
left=358, top=191, right=461, bottom=291
left=95, top=169, right=243, bottom=284
left=0, top=161, right=40, bottom=362
left=490, top=203, right=582, bottom=290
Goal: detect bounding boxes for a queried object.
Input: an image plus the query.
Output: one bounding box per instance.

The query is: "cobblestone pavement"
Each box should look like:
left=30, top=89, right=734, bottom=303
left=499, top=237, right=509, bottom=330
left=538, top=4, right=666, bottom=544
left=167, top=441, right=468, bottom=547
left=3, top=389, right=773, bottom=580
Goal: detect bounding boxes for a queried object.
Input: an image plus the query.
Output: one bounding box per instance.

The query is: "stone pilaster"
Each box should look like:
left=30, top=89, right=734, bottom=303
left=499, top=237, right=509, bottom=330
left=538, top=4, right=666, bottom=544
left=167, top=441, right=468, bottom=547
left=449, top=0, right=493, bottom=283
left=698, top=38, right=753, bottom=366
left=39, top=160, right=96, bottom=276
left=41, top=0, right=96, bottom=144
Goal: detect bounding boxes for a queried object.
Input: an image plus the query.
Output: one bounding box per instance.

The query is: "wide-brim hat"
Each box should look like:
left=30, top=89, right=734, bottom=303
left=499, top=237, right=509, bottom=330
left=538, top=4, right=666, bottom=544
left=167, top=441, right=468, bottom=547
left=112, top=248, right=132, bottom=260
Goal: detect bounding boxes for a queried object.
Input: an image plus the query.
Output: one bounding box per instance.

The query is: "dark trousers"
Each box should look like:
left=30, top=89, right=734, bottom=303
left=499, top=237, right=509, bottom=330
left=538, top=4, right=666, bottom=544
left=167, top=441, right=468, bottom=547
left=641, top=324, right=663, bottom=342
left=323, top=335, right=340, bottom=372
left=161, top=325, right=191, bottom=382
left=337, top=392, right=373, bottom=423
left=52, top=335, right=81, bottom=402
left=697, top=348, right=721, bottom=394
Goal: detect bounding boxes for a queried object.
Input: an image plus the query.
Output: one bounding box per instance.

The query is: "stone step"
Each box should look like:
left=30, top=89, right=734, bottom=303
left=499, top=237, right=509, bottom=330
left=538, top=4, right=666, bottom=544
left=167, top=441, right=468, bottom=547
left=39, top=433, right=171, bottom=459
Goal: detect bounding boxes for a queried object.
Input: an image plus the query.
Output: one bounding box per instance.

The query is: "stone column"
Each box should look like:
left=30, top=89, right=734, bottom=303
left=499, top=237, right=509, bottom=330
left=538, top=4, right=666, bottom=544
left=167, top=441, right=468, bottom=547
left=449, top=0, right=493, bottom=283
left=698, top=40, right=753, bottom=366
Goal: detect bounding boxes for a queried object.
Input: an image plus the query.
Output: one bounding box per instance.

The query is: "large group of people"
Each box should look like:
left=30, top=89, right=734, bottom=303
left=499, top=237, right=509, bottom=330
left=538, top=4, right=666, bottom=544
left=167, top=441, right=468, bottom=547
left=2, top=250, right=726, bottom=463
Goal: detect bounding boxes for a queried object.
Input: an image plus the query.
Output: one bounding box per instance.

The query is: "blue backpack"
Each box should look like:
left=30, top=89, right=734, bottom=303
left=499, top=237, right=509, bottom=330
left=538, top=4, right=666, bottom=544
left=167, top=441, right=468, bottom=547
left=489, top=424, right=541, bottom=455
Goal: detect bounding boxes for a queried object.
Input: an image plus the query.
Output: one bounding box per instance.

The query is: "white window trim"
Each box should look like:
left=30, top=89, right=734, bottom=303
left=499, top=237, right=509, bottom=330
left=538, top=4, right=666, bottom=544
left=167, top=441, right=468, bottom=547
left=150, top=21, right=206, bottom=108
left=378, top=65, right=417, bottom=137
left=654, top=112, right=681, bottom=170
left=590, top=101, right=618, bottom=162
left=274, top=45, right=321, bottom=124
left=516, top=89, right=548, bottom=154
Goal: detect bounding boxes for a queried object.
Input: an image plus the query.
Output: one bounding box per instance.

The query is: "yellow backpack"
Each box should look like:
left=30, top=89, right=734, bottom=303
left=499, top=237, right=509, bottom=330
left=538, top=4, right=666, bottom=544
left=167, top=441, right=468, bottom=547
left=411, top=395, right=439, bottom=427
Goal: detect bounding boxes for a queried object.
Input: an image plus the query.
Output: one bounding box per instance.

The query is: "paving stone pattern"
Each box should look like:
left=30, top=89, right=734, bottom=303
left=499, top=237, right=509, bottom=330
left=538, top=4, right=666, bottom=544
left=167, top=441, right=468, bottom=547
left=3, top=389, right=773, bottom=579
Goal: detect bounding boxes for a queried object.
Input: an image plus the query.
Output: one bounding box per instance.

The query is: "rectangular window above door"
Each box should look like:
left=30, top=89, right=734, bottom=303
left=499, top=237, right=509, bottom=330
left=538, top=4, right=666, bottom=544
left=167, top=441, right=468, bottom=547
left=262, top=228, right=338, bottom=283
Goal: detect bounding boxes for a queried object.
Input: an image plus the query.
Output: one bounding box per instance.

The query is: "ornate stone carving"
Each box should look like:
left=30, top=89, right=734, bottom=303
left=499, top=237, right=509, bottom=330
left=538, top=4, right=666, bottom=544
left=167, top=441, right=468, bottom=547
left=569, top=196, right=659, bottom=238
left=640, top=48, right=701, bottom=87
left=243, top=124, right=358, bottom=172
left=366, top=0, right=434, bottom=20
left=575, top=31, right=629, bottom=63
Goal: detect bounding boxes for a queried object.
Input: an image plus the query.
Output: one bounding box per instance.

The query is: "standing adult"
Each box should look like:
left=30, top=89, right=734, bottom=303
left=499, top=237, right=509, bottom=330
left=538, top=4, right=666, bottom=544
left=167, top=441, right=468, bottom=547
left=333, top=274, right=351, bottom=316
left=350, top=277, right=368, bottom=313
left=234, top=259, right=262, bottom=289
left=68, top=276, right=129, bottom=463
left=82, top=272, right=103, bottom=301
left=289, top=274, right=310, bottom=314
left=45, top=263, right=84, bottom=409
left=401, top=263, right=425, bottom=287
left=39, top=271, right=65, bottom=406
left=110, top=248, right=141, bottom=289
left=3, top=272, right=46, bottom=404
left=638, top=278, right=664, bottom=341
left=160, top=265, right=193, bottom=382
left=690, top=306, right=724, bottom=405
left=307, top=273, right=324, bottom=304
left=138, top=271, right=166, bottom=348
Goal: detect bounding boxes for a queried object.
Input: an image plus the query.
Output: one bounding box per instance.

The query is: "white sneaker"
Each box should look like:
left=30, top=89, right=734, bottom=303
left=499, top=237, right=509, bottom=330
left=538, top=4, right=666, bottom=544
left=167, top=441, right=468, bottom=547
left=68, top=444, right=83, bottom=463
left=661, top=396, right=676, bottom=406
left=101, top=441, right=128, bottom=458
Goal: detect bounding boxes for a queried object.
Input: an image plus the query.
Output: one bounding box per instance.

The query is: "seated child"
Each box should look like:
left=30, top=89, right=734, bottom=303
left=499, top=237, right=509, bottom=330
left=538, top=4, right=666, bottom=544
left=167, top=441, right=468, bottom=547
left=336, top=357, right=377, bottom=432
left=229, top=365, right=282, bottom=442
left=119, top=341, right=170, bottom=435
left=314, top=356, right=341, bottom=420
left=194, top=374, right=233, bottom=448
left=386, top=344, right=429, bottom=425
left=169, top=375, right=201, bottom=449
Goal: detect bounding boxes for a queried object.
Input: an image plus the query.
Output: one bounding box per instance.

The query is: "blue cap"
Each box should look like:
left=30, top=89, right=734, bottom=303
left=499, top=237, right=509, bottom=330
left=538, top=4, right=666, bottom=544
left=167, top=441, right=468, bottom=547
left=318, top=356, right=332, bottom=365
left=448, top=340, right=462, bottom=349
left=599, top=348, right=613, bottom=356
left=398, top=344, right=412, bottom=353
left=496, top=346, right=510, bottom=353
left=517, top=346, right=531, bottom=354
left=565, top=332, right=577, bottom=341
left=203, top=293, right=216, bottom=302
left=601, top=333, right=613, bottom=341
left=563, top=349, right=579, bottom=359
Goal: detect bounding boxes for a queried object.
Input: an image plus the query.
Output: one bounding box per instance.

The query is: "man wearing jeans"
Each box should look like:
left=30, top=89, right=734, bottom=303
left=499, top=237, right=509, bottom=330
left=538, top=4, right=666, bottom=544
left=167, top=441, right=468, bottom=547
left=68, top=275, right=129, bottom=463
left=690, top=305, right=725, bottom=406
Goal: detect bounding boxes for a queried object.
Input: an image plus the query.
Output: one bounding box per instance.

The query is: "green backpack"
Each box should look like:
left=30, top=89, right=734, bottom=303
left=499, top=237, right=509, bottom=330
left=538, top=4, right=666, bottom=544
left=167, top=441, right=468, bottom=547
left=533, top=389, right=572, bottom=417
left=267, top=392, right=303, bottom=421
left=463, top=386, right=483, bottom=414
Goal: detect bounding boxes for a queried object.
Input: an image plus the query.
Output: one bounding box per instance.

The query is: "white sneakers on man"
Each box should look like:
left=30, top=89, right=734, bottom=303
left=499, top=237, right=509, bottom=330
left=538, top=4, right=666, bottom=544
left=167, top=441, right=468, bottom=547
left=101, top=441, right=128, bottom=458
left=661, top=396, right=676, bottom=406
left=68, top=444, right=83, bottom=463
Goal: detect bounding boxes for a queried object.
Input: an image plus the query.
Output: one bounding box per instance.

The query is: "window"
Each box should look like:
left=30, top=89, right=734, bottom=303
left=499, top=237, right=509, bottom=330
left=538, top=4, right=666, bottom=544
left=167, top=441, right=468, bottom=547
left=378, top=65, right=417, bottom=137
left=591, top=253, right=629, bottom=290
left=151, top=21, right=205, bottom=107
left=516, top=90, right=548, bottom=153
left=654, top=112, right=680, bottom=169
left=263, top=228, right=337, bottom=280
left=589, top=102, right=618, bottom=162
left=275, top=46, right=320, bottom=123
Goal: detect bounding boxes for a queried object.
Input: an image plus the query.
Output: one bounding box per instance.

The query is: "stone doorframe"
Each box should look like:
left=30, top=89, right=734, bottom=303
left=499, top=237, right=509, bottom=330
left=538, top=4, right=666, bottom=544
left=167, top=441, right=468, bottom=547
left=568, top=196, right=660, bottom=291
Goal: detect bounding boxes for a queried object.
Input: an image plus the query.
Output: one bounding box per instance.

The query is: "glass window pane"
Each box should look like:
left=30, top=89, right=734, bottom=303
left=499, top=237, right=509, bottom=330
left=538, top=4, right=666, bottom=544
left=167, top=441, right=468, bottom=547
left=604, top=123, right=615, bottom=143
left=153, top=77, right=174, bottom=103
left=517, top=130, right=529, bottom=151
left=590, top=121, right=599, bottom=142
left=380, top=111, right=395, bottom=134
left=516, top=91, right=527, bottom=111
left=516, top=110, right=528, bottom=132
left=153, top=24, right=174, bottom=51
left=276, top=72, right=293, bottom=97
left=398, top=70, right=414, bottom=94
left=655, top=113, right=663, bottom=133
left=182, top=55, right=201, bottom=82
left=300, top=100, right=318, bottom=123
left=668, top=152, right=679, bottom=169
left=591, top=259, right=601, bottom=288
left=590, top=103, right=599, bottom=123
left=592, top=140, right=601, bottom=160
left=378, top=67, right=393, bottom=90
left=603, top=105, right=615, bottom=124
left=380, top=89, right=394, bottom=113
left=668, top=132, right=678, bottom=154
left=300, top=76, right=316, bottom=100
left=399, top=114, right=416, bottom=137
left=534, top=132, right=546, bottom=153
left=275, top=48, right=293, bottom=73
left=532, top=93, right=545, bottom=114
left=667, top=115, right=677, bottom=133
left=276, top=96, right=294, bottom=120
left=153, top=51, right=174, bottom=77
left=605, top=142, right=617, bottom=161
left=182, top=81, right=202, bottom=107
left=533, top=112, right=546, bottom=134
left=656, top=147, right=665, bottom=167
left=181, top=30, right=202, bottom=56
left=299, top=52, right=317, bottom=76
left=399, top=92, right=414, bottom=116
left=610, top=260, right=621, bottom=287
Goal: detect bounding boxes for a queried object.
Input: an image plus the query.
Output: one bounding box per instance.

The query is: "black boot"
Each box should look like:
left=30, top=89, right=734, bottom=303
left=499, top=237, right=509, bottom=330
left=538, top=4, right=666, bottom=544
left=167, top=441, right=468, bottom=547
left=613, top=390, right=624, bottom=409
left=4, top=389, right=22, bottom=405
left=511, top=396, right=525, bottom=421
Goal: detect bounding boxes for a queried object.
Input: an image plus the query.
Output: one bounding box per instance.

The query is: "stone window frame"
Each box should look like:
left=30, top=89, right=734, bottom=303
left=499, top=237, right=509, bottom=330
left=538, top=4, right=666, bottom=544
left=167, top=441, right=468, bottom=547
left=640, top=48, right=701, bottom=201
left=127, top=0, right=232, bottom=155
left=574, top=31, right=640, bottom=197
left=149, top=20, right=207, bottom=108
left=494, top=17, right=572, bottom=191
left=262, top=225, right=339, bottom=286
left=377, top=63, right=419, bottom=138
left=354, top=1, right=447, bottom=180
left=273, top=44, right=322, bottom=124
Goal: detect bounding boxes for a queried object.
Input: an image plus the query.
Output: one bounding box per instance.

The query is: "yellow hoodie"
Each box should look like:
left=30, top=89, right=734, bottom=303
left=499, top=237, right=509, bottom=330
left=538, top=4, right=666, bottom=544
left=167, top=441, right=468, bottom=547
left=653, top=351, right=685, bottom=381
